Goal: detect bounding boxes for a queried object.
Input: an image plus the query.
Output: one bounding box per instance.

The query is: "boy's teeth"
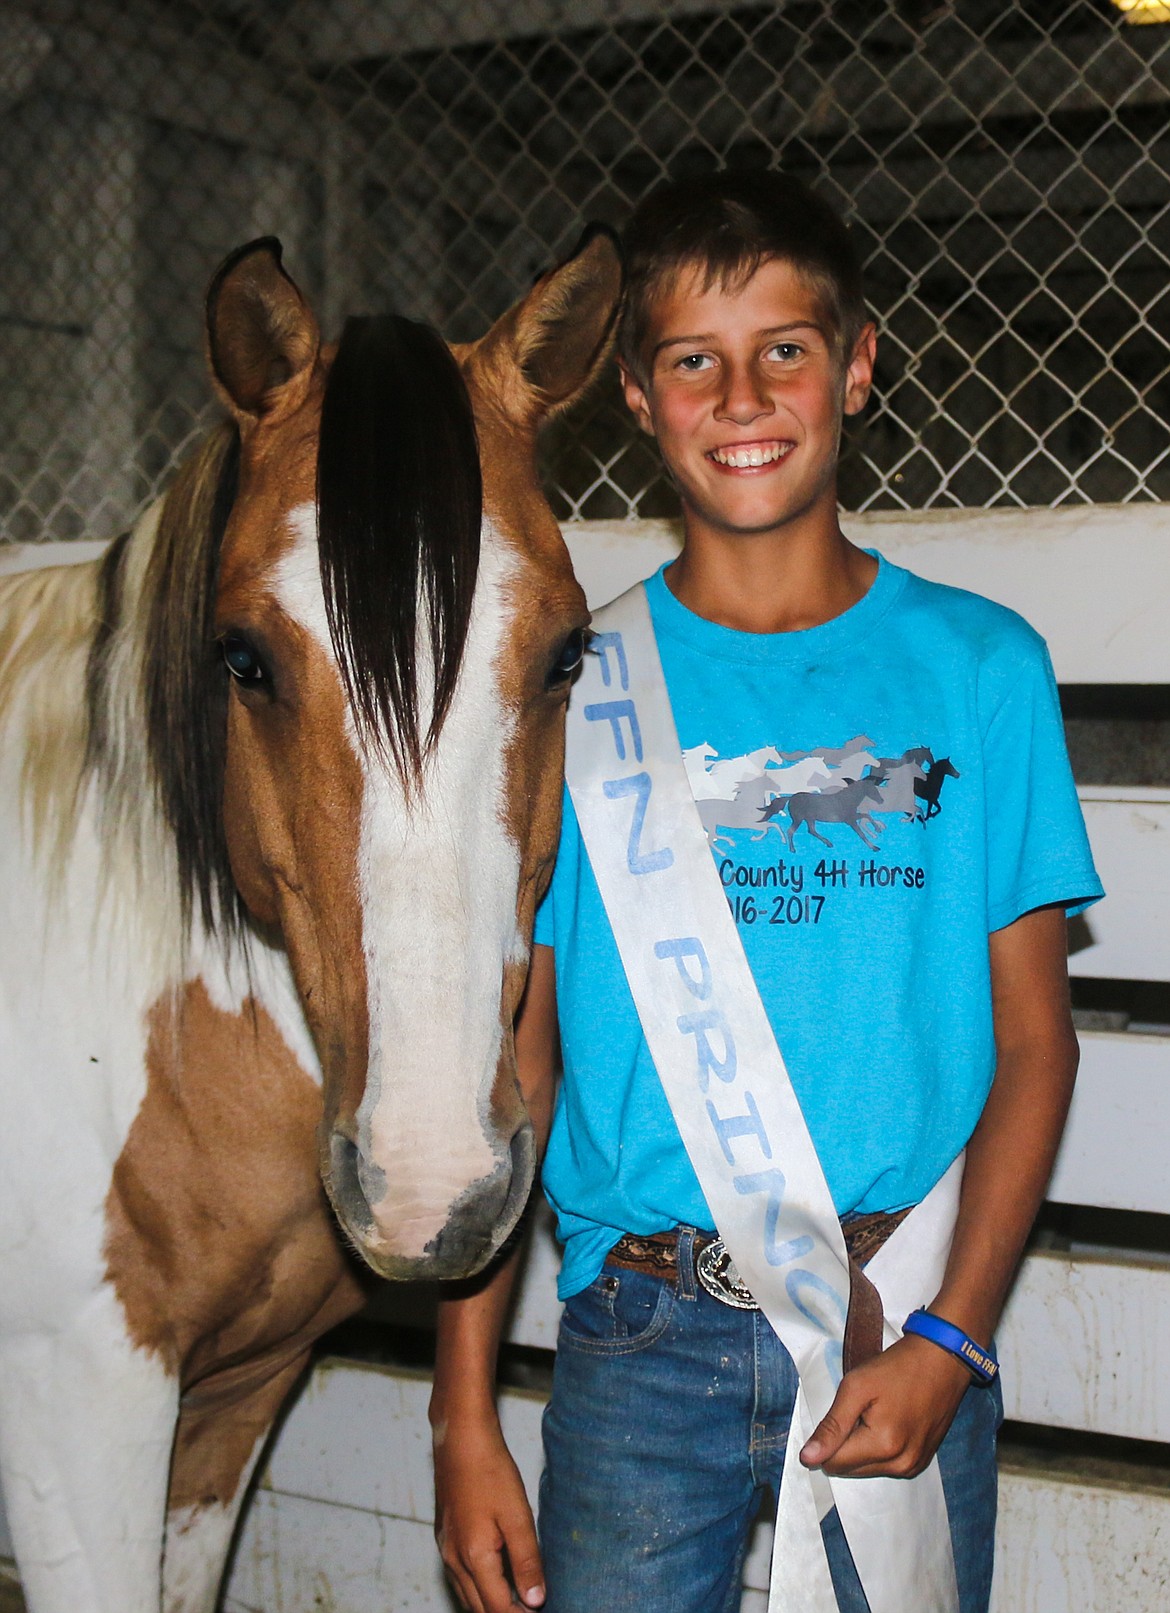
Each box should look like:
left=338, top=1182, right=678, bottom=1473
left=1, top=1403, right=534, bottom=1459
left=712, top=444, right=785, bottom=467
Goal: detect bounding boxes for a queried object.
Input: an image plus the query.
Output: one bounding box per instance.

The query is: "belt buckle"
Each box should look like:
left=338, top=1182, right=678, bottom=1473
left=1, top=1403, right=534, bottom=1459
left=695, top=1238, right=759, bottom=1310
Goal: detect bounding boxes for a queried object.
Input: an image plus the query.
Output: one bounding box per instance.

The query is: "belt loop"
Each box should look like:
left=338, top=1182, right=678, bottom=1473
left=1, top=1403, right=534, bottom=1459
left=676, top=1225, right=697, bottom=1301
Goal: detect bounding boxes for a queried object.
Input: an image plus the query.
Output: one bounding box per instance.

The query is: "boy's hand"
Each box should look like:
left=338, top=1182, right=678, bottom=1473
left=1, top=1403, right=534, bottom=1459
left=433, top=1413, right=545, bottom=1613
left=798, top=1334, right=973, bottom=1478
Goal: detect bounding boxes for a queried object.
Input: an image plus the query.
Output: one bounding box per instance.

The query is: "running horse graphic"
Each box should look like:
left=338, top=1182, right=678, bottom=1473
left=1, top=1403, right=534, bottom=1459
left=871, top=748, right=931, bottom=825
left=914, top=756, right=961, bottom=820
left=697, top=770, right=792, bottom=849
left=0, top=234, right=620, bottom=1613
left=760, top=773, right=888, bottom=851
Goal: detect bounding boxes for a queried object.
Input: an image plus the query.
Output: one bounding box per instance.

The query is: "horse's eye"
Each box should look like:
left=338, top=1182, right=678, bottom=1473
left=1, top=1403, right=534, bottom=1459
left=220, top=633, right=267, bottom=685
left=546, top=628, right=587, bottom=690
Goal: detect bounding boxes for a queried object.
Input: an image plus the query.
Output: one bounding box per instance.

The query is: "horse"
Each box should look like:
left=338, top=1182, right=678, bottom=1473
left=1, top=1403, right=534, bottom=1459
left=914, top=756, right=961, bottom=820
left=870, top=754, right=929, bottom=823
left=0, top=232, right=620, bottom=1613
left=776, top=733, right=875, bottom=767
left=684, top=743, right=784, bottom=802
left=761, top=773, right=888, bottom=852
left=697, top=769, right=789, bottom=849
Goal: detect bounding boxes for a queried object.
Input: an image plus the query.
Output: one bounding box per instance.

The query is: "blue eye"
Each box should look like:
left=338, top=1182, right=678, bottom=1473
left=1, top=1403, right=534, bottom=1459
left=220, top=633, right=267, bottom=685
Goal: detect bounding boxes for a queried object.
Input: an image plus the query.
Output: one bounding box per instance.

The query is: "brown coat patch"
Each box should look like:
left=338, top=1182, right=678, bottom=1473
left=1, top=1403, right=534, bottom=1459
left=105, top=977, right=365, bottom=1507
left=212, top=398, right=376, bottom=1151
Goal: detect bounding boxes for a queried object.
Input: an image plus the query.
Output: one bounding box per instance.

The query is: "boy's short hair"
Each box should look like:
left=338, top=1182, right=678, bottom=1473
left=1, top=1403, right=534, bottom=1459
left=618, top=168, right=868, bottom=379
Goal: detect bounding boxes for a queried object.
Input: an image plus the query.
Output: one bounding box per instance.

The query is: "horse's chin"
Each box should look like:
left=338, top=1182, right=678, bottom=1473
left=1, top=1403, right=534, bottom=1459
left=354, top=1240, right=505, bottom=1285
left=345, top=1209, right=525, bottom=1284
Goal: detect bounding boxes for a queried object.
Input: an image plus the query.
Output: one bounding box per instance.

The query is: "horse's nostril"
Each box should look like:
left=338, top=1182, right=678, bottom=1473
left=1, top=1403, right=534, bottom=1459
left=328, top=1130, right=374, bottom=1234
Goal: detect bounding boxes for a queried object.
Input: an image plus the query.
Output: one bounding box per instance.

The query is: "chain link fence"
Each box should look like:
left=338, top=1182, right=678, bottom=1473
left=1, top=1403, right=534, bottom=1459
left=3, top=0, right=1170, bottom=544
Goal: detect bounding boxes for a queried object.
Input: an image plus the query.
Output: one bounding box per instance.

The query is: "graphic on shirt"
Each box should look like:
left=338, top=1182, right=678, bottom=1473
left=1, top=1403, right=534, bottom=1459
left=685, top=737, right=960, bottom=853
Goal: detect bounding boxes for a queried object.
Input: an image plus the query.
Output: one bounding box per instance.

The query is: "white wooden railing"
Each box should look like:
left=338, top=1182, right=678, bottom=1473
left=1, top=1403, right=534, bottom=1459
left=3, top=508, right=1168, bottom=1611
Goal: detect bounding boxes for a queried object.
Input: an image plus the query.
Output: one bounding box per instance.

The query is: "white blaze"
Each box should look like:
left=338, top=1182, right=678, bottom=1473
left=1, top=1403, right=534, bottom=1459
left=275, top=508, right=523, bottom=1261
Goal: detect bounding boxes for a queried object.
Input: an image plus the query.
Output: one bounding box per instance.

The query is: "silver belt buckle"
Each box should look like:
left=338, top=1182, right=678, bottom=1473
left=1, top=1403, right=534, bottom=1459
left=695, top=1237, right=759, bottom=1310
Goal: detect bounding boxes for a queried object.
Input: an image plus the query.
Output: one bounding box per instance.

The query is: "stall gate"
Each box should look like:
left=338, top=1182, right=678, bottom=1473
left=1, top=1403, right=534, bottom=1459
left=1, top=506, right=1168, bottom=1610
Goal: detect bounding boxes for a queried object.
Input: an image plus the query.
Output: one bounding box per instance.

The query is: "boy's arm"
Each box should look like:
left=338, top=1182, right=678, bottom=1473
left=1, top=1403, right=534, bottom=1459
left=801, top=903, right=1079, bottom=1477
left=430, top=943, right=558, bottom=1613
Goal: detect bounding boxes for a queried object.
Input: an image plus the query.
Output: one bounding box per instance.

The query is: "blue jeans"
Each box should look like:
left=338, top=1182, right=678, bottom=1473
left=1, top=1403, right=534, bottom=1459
left=539, top=1227, right=1001, bottom=1613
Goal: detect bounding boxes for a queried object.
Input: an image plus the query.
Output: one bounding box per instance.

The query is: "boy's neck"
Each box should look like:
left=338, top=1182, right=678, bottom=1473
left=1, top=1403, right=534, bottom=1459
left=664, top=494, right=878, bottom=635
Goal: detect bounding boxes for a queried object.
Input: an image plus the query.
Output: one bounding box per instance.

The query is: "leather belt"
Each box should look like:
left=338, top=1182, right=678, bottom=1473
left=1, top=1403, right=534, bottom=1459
left=606, top=1207, right=912, bottom=1373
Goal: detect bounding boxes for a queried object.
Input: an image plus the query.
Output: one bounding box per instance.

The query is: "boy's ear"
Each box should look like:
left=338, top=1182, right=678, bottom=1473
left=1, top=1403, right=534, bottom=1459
left=619, top=358, right=657, bottom=439
left=843, top=321, right=877, bottom=417
left=469, top=225, right=623, bottom=429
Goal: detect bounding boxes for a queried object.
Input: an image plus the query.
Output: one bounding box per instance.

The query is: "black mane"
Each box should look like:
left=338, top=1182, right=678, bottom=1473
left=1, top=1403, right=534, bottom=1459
left=317, top=314, right=482, bottom=779
left=138, top=422, right=241, bottom=935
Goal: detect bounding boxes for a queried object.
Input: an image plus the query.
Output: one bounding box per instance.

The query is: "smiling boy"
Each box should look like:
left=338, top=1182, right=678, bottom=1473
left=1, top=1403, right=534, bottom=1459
left=430, top=170, right=1101, bottom=1613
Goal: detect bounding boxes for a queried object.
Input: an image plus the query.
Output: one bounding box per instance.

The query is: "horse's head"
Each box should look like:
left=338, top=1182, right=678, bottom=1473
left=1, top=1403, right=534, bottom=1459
left=156, top=235, right=619, bottom=1280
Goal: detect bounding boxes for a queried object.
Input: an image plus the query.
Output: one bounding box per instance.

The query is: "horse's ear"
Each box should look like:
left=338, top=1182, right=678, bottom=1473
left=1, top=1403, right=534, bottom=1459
left=206, top=237, right=321, bottom=423
left=470, top=225, right=623, bottom=428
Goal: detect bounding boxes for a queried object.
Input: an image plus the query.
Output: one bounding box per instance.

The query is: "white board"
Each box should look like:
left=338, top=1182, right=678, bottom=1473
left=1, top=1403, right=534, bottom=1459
left=227, top=1494, right=450, bottom=1613
left=503, top=1222, right=1170, bottom=1445
left=258, top=1364, right=546, bottom=1523
left=1050, top=1031, right=1170, bottom=1214
left=223, top=1360, right=1170, bottom=1613
left=1071, top=790, right=1170, bottom=982
left=992, top=1465, right=1170, bottom=1613
left=228, top=1467, right=1170, bottom=1613
left=999, top=1249, right=1170, bottom=1442
left=562, top=504, right=1170, bottom=685
left=10, top=505, right=1170, bottom=685
left=0, top=541, right=107, bottom=576
left=498, top=1033, right=1170, bottom=1367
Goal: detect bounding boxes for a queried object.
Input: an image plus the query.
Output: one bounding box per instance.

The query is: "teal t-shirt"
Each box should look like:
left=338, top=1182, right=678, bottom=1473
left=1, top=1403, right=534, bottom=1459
left=534, top=556, right=1103, bottom=1300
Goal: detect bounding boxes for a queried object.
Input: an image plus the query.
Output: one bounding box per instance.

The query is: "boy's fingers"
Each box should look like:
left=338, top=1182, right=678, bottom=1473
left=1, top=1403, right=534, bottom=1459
left=818, top=1419, right=906, bottom=1478
left=436, top=1531, right=484, bottom=1613
left=498, top=1491, right=544, bottom=1606
left=442, top=1554, right=486, bottom=1613
left=464, top=1539, right=521, bottom=1613
left=519, top=1579, right=547, bottom=1609
left=513, top=1565, right=546, bottom=1606
left=799, top=1375, right=871, bottom=1468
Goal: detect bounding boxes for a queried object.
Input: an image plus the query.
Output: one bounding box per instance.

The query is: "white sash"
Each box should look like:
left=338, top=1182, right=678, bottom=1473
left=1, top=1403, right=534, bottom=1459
left=564, top=583, right=962, bottom=1613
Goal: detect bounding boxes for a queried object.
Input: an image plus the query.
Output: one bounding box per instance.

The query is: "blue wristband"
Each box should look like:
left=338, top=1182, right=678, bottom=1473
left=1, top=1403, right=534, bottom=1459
left=902, top=1309, right=998, bottom=1386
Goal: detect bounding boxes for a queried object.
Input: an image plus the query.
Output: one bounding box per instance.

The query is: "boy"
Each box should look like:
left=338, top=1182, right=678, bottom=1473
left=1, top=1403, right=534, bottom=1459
left=430, top=170, right=1101, bottom=1613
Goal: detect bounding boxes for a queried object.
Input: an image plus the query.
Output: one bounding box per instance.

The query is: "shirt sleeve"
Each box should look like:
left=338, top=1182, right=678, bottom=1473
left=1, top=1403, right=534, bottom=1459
left=982, top=635, right=1104, bottom=933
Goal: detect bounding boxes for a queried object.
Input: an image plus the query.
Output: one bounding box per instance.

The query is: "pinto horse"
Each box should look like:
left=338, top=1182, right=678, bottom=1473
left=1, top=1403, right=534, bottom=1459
left=0, top=234, right=620, bottom=1613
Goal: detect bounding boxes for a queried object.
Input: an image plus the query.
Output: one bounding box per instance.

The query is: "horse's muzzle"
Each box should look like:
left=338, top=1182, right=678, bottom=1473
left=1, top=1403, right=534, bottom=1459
left=325, top=1119, right=536, bottom=1282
